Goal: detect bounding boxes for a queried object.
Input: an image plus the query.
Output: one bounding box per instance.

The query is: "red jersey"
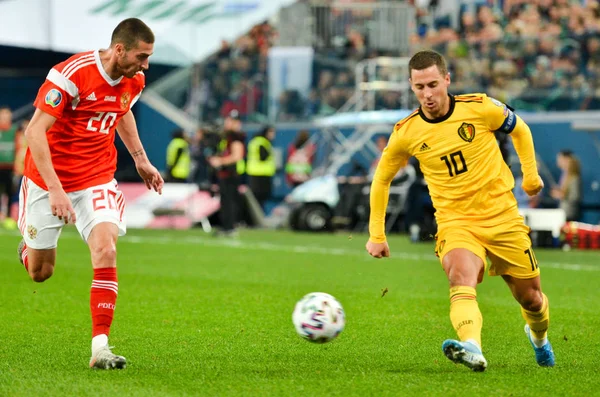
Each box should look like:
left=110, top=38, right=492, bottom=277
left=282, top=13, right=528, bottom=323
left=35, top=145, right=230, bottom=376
left=25, top=50, right=145, bottom=192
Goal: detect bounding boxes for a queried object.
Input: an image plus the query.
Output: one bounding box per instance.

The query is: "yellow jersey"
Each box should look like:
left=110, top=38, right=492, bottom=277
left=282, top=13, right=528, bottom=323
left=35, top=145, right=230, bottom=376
left=369, top=93, right=538, bottom=242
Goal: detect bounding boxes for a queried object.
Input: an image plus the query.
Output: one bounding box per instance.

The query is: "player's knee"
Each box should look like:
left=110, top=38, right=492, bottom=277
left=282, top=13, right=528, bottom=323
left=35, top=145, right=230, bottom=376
left=29, top=264, right=54, bottom=283
left=520, top=289, right=544, bottom=312
left=443, top=249, right=483, bottom=288
left=445, top=263, right=480, bottom=287
left=91, top=245, right=117, bottom=267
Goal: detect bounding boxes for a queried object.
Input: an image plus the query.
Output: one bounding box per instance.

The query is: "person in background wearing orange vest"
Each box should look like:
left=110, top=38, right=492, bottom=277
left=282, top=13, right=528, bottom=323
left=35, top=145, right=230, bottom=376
left=285, top=129, right=315, bottom=188
left=246, top=125, right=276, bottom=210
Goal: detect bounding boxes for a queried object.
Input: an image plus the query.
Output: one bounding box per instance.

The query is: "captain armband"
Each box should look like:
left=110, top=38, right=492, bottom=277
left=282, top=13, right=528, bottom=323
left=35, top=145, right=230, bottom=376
left=496, top=106, right=517, bottom=134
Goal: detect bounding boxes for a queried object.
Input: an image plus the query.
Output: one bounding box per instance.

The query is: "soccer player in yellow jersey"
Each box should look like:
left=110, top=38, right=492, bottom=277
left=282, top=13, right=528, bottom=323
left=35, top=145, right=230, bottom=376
left=366, top=50, right=555, bottom=371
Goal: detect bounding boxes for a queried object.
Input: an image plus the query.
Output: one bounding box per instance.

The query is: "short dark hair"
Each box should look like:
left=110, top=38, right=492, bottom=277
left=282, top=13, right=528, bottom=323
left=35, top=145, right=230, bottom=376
left=111, top=18, right=154, bottom=50
left=259, top=125, right=274, bottom=137
left=559, top=149, right=574, bottom=157
left=172, top=128, right=185, bottom=139
left=408, top=50, right=448, bottom=77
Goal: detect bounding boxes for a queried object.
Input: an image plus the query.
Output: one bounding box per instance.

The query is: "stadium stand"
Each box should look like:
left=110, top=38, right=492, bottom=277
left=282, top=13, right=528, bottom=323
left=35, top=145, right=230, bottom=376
left=182, top=0, right=600, bottom=123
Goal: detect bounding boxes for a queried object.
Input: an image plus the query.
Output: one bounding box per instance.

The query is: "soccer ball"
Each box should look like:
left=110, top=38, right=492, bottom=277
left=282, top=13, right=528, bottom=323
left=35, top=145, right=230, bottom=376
left=292, top=292, right=345, bottom=343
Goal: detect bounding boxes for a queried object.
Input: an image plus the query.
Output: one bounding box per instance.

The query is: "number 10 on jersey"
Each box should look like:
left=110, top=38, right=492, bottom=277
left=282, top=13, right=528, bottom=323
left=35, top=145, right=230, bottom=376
left=87, top=112, right=117, bottom=134
left=441, top=150, right=468, bottom=177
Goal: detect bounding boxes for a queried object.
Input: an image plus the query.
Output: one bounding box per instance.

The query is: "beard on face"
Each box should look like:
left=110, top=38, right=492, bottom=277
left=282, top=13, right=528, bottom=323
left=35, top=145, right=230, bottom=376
left=120, top=62, right=137, bottom=78
left=116, top=53, right=135, bottom=77
left=125, top=68, right=138, bottom=78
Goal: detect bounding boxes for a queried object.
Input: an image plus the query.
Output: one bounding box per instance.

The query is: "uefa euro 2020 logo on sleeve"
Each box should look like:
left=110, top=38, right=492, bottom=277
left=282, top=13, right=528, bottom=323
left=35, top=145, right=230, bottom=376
left=45, top=89, right=62, bottom=108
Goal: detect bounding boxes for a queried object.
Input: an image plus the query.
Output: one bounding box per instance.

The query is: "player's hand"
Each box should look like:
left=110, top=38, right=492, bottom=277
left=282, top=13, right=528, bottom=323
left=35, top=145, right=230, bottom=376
left=136, top=160, right=164, bottom=194
left=48, top=187, right=76, bottom=224
left=522, top=175, right=544, bottom=196
left=366, top=240, right=390, bottom=259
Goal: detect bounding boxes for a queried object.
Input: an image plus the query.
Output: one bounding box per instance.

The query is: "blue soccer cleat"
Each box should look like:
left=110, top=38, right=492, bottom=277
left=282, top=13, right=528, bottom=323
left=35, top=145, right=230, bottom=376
left=442, top=339, right=488, bottom=372
left=524, top=324, right=555, bottom=367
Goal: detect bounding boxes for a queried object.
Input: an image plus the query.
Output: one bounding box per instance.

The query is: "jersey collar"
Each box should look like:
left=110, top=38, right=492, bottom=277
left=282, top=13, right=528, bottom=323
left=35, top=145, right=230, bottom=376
left=94, top=50, right=124, bottom=87
left=418, top=94, right=455, bottom=124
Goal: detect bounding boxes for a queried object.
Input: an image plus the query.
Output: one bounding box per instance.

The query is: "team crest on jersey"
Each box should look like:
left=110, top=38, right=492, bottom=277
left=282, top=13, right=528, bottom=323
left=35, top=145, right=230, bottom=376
left=27, top=225, right=38, bottom=240
left=120, top=92, right=131, bottom=110
left=457, top=122, right=476, bottom=143
left=45, top=89, right=62, bottom=108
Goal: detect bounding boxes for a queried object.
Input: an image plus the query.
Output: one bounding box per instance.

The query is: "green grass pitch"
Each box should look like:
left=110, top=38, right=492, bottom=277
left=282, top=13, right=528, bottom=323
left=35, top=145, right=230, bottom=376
left=1, top=228, right=599, bottom=396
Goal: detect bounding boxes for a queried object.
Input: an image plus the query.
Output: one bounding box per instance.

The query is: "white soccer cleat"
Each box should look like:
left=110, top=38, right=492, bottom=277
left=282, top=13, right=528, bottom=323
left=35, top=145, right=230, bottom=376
left=442, top=339, right=488, bottom=372
left=89, top=346, right=127, bottom=370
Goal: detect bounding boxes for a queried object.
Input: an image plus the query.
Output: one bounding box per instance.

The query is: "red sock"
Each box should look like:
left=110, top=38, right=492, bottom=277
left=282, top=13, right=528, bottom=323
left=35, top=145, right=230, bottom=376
left=90, top=267, right=118, bottom=337
left=21, top=244, right=29, bottom=271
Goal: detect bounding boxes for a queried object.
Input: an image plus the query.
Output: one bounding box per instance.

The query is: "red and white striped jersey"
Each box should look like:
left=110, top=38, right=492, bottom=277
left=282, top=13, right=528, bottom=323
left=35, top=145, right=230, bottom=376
left=25, top=50, right=145, bottom=192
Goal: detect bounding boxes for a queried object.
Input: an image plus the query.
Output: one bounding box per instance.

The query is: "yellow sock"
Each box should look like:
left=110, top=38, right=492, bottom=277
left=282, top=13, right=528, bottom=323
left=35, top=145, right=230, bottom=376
left=449, top=286, right=483, bottom=348
left=521, top=293, right=550, bottom=340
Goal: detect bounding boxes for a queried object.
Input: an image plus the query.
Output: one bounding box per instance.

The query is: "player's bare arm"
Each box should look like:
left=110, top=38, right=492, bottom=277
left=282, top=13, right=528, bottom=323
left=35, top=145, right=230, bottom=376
left=24, top=108, right=76, bottom=223
left=366, top=130, right=409, bottom=258
left=116, top=110, right=164, bottom=194
left=509, top=116, right=543, bottom=196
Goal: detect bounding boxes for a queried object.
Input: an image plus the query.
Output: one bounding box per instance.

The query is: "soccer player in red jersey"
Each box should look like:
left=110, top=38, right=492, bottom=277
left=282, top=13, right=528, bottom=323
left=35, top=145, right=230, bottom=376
left=17, top=18, right=164, bottom=369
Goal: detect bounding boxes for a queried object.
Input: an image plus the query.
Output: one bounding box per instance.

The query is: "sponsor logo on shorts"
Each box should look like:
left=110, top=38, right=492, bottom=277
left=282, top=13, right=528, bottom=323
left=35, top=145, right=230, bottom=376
left=437, top=239, right=446, bottom=254
left=45, top=89, right=62, bottom=108
left=27, top=225, right=38, bottom=240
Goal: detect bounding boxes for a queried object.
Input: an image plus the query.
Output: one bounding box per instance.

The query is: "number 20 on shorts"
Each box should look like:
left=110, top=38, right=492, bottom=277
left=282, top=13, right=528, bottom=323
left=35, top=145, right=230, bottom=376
left=92, top=189, right=117, bottom=211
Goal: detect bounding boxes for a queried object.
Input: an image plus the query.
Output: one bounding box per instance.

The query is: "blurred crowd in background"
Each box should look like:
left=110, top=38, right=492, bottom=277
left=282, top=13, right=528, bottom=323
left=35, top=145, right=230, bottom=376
left=415, top=0, right=600, bottom=111
left=184, top=0, right=600, bottom=123
left=170, top=0, right=593, bottom=235
left=0, top=0, right=594, bottom=234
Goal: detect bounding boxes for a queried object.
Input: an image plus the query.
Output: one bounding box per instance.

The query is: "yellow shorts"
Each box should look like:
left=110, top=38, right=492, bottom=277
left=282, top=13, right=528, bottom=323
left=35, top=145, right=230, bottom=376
left=434, top=216, right=540, bottom=279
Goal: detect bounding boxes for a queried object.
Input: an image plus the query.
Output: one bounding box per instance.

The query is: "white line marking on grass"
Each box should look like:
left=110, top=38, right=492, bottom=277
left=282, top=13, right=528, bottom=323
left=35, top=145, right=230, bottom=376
left=2, top=229, right=597, bottom=272
left=121, top=234, right=599, bottom=272
left=541, top=262, right=600, bottom=272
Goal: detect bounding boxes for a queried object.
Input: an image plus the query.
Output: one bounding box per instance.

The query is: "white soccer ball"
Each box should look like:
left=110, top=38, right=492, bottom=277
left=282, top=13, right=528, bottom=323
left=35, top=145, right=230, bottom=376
left=292, top=292, right=345, bottom=343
